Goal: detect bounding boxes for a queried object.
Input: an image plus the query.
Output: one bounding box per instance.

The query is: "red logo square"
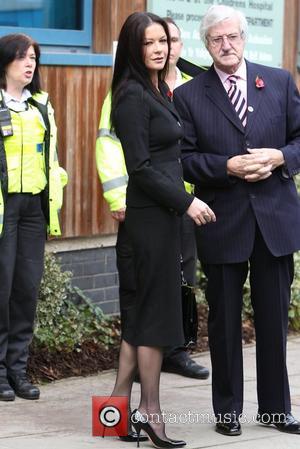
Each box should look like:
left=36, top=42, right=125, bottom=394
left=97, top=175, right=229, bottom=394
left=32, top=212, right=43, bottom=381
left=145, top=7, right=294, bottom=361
left=92, top=396, right=128, bottom=437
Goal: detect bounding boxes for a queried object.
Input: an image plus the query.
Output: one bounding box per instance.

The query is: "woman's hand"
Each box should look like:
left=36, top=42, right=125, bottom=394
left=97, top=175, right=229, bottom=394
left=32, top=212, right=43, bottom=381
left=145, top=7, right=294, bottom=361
left=111, top=207, right=126, bottom=222
left=186, top=198, right=216, bottom=226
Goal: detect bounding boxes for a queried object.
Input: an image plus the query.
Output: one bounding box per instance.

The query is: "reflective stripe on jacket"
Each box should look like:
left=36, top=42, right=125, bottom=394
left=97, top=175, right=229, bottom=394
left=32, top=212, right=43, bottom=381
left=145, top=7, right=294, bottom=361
left=96, top=92, right=128, bottom=211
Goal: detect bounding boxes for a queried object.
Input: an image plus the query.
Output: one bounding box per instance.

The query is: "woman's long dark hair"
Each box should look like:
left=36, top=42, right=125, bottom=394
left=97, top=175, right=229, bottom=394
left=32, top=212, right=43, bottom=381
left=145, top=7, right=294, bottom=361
left=0, top=33, right=41, bottom=94
left=111, top=12, right=170, bottom=129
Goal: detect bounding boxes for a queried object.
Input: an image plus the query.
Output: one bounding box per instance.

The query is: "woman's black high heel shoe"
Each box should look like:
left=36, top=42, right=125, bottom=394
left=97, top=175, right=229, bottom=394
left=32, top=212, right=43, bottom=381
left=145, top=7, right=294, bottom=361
left=131, top=409, right=186, bottom=448
left=119, top=430, right=149, bottom=442
left=101, top=419, right=148, bottom=442
left=100, top=401, right=148, bottom=443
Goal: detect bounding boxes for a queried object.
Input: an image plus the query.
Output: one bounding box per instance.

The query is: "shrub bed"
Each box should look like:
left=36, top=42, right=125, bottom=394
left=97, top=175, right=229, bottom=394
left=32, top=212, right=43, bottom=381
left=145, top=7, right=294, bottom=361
left=28, top=247, right=300, bottom=383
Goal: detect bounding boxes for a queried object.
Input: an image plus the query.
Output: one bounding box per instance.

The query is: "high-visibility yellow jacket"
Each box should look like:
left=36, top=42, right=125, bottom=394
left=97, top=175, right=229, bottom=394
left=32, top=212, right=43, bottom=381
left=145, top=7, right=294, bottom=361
left=0, top=91, right=68, bottom=237
left=96, top=72, right=192, bottom=211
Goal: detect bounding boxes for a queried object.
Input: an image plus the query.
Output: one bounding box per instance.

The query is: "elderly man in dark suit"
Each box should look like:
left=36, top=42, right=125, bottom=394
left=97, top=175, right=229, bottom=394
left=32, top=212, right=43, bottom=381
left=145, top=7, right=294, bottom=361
left=174, top=4, right=300, bottom=437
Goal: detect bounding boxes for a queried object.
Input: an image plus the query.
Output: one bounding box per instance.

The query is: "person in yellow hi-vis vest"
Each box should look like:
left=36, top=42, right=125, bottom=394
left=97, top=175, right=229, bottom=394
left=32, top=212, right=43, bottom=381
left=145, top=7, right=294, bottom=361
left=0, top=34, right=67, bottom=402
left=96, top=17, right=208, bottom=404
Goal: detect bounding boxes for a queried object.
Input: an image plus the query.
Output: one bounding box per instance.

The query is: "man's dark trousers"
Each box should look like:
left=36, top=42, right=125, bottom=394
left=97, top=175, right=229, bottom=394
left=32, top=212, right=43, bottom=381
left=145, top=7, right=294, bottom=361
left=202, top=225, right=292, bottom=418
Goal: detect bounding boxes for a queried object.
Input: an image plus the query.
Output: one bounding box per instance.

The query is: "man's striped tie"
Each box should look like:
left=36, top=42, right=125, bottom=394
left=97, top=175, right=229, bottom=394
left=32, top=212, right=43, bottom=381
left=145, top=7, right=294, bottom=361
left=227, top=75, right=247, bottom=127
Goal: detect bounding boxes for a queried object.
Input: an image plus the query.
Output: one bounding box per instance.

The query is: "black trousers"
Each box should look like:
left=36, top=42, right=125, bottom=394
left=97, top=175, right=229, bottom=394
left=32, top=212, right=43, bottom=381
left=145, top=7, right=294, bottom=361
left=202, top=226, right=293, bottom=418
left=0, top=194, right=46, bottom=376
left=116, top=214, right=197, bottom=354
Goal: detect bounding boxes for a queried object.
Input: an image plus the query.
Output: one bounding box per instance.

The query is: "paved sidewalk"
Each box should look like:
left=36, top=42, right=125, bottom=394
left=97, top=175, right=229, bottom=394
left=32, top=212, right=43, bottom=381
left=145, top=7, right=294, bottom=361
left=1, top=337, right=300, bottom=449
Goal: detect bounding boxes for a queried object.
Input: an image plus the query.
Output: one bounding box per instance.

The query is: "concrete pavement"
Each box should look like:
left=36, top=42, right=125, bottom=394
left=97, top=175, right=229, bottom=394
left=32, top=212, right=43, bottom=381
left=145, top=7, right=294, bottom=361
left=1, top=337, right=300, bottom=449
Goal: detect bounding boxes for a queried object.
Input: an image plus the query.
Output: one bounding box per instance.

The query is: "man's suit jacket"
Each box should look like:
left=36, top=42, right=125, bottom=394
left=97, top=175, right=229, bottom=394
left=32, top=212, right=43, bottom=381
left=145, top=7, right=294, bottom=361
left=174, top=60, right=300, bottom=263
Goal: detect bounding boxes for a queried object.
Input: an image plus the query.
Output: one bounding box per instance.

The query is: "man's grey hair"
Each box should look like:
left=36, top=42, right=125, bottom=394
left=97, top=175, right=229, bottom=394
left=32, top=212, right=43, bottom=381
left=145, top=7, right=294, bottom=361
left=200, top=5, right=248, bottom=47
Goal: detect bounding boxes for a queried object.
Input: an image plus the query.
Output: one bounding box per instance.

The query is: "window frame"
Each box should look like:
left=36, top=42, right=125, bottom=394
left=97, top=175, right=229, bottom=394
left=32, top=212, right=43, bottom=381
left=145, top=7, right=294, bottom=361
left=0, top=0, right=92, bottom=47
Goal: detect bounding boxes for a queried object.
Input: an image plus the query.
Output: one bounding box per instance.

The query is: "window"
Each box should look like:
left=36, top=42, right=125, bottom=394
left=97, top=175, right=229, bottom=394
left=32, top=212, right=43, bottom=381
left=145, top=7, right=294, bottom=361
left=0, top=0, right=92, bottom=46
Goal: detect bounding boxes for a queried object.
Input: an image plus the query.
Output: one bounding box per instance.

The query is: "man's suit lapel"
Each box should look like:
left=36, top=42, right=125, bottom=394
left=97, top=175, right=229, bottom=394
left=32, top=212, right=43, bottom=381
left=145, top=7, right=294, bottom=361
left=204, top=66, right=244, bottom=133
left=245, top=61, right=264, bottom=136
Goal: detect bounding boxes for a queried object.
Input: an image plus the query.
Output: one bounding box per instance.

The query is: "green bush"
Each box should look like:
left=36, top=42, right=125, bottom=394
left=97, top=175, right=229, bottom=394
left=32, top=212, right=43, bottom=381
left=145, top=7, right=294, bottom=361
left=36, top=241, right=300, bottom=355
left=34, top=253, right=120, bottom=352
left=288, top=252, right=300, bottom=331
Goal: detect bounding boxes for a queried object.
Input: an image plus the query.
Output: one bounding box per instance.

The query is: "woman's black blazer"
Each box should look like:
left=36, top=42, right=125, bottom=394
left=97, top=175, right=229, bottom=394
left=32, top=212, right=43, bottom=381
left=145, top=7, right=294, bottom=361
left=114, top=80, right=193, bottom=215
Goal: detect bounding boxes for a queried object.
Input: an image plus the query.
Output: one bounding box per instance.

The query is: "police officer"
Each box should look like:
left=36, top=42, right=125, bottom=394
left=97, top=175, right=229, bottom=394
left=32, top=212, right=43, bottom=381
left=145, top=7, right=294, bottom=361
left=0, top=33, right=67, bottom=401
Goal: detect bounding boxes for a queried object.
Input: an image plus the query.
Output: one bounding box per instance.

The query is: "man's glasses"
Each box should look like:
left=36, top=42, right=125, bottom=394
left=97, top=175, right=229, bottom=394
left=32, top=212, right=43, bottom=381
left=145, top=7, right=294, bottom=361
left=208, top=33, right=243, bottom=48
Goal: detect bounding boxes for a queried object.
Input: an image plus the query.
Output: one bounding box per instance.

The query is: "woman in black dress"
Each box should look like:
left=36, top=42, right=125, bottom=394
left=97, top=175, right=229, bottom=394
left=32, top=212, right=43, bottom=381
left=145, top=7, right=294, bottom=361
left=109, top=12, right=215, bottom=447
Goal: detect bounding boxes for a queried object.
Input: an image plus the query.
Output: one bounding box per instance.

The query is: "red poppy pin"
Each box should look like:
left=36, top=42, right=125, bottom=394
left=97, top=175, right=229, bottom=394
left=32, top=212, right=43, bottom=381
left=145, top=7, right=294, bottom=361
left=167, top=90, right=173, bottom=101
left=255, top=75, right=265, bottom=89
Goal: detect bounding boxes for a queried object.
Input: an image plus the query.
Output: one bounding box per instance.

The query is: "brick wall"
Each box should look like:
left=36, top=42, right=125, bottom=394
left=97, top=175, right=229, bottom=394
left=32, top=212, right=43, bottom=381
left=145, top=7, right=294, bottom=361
left=56, top=247, right=120, bottom=315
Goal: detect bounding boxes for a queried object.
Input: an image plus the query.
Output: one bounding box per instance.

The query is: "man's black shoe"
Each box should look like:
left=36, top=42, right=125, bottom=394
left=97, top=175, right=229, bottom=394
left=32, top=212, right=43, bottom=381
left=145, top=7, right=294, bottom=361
left=0, top=377, right=15, bottom=401
left=8, top=372, right=40, bottom=400
left=257, top=412, right=300, bottom=434
left=215, top=420, right=242, bottom=436
left=161, top=355, right=209, bottom=379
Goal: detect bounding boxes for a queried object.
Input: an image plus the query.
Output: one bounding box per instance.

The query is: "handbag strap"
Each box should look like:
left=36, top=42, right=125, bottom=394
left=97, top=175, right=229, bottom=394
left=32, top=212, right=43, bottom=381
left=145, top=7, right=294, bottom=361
left=180, top=254, right=188, bottom=286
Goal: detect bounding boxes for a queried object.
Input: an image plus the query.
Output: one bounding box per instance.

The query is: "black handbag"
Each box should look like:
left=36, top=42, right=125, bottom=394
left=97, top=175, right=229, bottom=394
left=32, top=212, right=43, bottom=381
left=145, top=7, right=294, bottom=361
left=181, top=258, right=198, bottom=348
